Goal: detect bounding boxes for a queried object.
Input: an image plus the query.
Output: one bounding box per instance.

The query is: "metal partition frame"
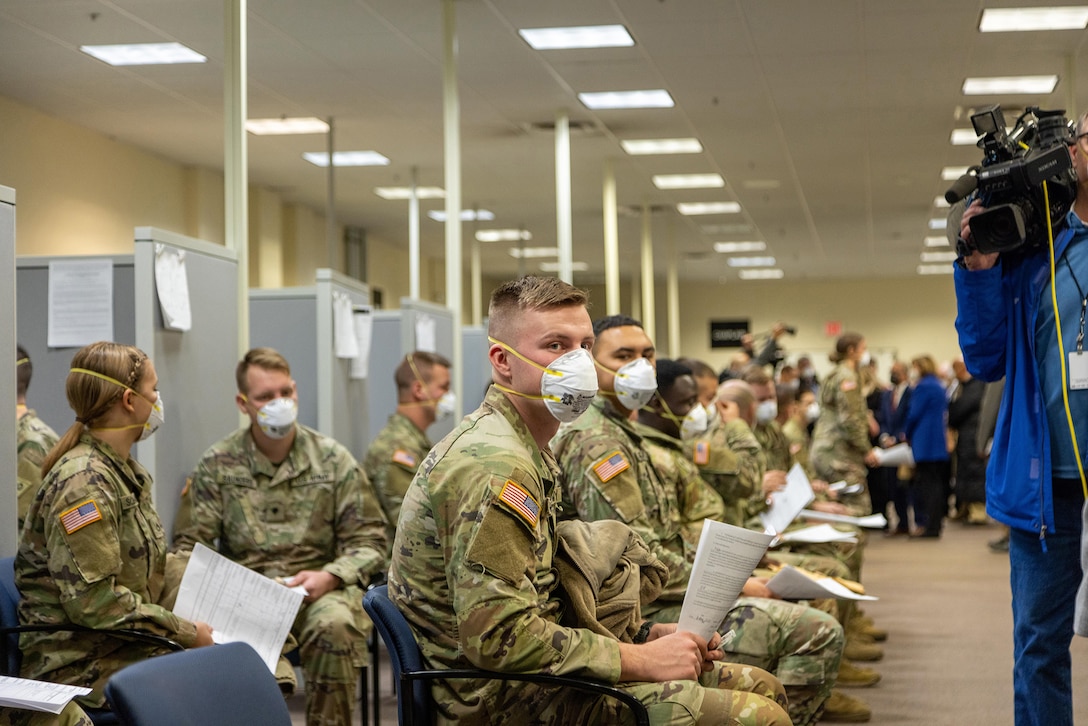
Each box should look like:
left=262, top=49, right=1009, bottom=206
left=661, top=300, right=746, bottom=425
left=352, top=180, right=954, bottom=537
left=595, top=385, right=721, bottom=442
left=1, top=186, right=17, bottom=556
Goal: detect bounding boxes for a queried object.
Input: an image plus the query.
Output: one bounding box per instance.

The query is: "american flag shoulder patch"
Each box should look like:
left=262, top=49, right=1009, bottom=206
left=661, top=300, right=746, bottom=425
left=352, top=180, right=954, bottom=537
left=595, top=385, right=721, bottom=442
left=60, top=500, right=102, bottom=534
left=693, top=441, right=710, bottom=466
left=499, top=480, right=540, bottom=527
left=593, top=451, right=630, bottom=483
left=392, top=449, right=418, bottom=469
left=841, top=379, right=857, bottom=391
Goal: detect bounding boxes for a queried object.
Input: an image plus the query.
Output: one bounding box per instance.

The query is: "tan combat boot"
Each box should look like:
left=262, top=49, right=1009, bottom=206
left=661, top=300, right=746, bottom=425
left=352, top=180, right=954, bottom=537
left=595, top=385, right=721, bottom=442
left=836, top=659, right=882, bottom=687
left=843, top=632, right=884, bottom=662
left=820, top=689, right=872, bottom=722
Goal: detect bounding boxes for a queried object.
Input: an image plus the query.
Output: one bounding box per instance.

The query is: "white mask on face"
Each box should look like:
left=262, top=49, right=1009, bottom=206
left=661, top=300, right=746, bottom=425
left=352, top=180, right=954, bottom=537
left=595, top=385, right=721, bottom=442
left=435, top=392, right=456, bottom=420
left=598, top=357, right=657, bottom=410
left=805, top=402, right=821, bottom=423
left=139, top=393, right=164, bottom=441
left=490, top=338, right=599, bottom=423
left=680, top=402, right=709, bottom=439
left=756, top=399, right=778, bottom=424
left=704, top=402, right=720, bottom=427
left=256, top=397, right=298, bottom=439
left=859, top=351, right=872, bottom=366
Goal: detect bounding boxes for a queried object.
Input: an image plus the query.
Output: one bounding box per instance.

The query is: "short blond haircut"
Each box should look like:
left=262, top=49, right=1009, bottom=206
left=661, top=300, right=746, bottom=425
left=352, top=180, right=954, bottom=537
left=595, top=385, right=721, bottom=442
left=236, top=347, right=291, bottom=394
left=487, top=276, right=589, bottom=342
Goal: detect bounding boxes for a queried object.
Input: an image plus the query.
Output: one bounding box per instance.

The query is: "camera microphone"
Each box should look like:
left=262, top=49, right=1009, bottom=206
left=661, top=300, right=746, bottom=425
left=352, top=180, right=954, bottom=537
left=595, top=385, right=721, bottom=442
left=945, top=167, right=980, bottom=204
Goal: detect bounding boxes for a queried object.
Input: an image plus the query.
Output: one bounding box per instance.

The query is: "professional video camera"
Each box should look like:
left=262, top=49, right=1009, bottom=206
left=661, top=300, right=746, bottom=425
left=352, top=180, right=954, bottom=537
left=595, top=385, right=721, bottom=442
left=945, top=105, right=1077, bottom=255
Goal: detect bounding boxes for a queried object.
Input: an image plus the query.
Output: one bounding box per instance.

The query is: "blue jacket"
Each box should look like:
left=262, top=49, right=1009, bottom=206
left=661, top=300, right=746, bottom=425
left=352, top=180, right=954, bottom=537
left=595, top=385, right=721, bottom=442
left=903, top=375, right=949, bottom=462
left=953, top=219, right=1078, bottom=535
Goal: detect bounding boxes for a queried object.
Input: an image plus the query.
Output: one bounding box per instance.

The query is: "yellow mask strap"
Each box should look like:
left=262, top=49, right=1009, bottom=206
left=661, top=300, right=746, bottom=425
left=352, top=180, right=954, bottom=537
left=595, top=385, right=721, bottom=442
left=488, top=337, right=562, bottom=377
left=70, top=368, right=155, bottom=406
left=16, top=357, right=29, bottom=367
left=492, top=382, right=549, bottom=403
left=403, top=354, right=441, bottom=407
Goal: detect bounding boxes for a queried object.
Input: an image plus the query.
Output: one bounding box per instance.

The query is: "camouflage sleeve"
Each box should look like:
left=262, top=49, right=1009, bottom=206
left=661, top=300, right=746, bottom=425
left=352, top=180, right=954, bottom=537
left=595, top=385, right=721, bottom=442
left=676, top=462, right=726, bottom=549
left=835, top=380, right=872, bottom=454
left=170, top=456, right=223, bottom=553
left=323, top=463, right=388, bottom=586
left=44, top=472, right=198, bottom=647
left=374, top=458, right=417, bottom=532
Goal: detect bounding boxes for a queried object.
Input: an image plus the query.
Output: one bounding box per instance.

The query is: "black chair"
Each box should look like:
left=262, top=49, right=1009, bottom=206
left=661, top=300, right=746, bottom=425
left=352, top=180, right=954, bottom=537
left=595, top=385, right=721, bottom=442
left=362, top=584, right=650, bottom=726
left=1, top=556, right=183, bottom=725
left=104, top=641, right=292, bottom=726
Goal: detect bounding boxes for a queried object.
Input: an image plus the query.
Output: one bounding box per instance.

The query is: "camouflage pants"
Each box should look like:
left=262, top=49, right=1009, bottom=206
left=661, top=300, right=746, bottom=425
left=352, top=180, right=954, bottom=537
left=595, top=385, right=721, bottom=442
left=0, top=703, right=93, bottom=726
left=294, top=585, right=370, bottom=726
left=650, top=596, right=844, bottom=726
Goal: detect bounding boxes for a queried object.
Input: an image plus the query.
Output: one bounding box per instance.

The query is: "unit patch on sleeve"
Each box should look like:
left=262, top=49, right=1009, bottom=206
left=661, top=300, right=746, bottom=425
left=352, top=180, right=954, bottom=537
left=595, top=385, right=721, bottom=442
left=60, top=500, right=103, bottom=534
left=593, top=451, right=630, bottom=483
left=499, top=480, right=540, bottom=527
left=392, top=449, right=418, bottom=469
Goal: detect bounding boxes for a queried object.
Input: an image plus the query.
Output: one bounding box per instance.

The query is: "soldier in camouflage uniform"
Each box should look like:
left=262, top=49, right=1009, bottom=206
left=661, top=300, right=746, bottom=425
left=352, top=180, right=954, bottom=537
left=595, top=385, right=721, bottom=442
left=172, top=347, right=387, bottom=726
left=10, top=343, right=213, bottom=725
left=363, top=351, right=450, bottom=548
left=16, top=345, right=60, bottom=530
left=389, top=277, right=791, bottom=725
left=810, top=334, right=881, bottom=516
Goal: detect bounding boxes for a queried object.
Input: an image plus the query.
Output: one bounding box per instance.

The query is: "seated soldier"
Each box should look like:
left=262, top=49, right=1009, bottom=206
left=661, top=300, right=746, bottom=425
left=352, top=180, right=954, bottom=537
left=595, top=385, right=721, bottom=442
left=172, top=347, right=387, bottom=726
left=16, top=344, right=60, bottom=529
left=389, top=277, right=790, bottom=725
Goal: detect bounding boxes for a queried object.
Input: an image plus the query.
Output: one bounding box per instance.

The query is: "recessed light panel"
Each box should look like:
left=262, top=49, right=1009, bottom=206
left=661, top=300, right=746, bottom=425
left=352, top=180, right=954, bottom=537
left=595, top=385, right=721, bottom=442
left=925, top=236, right=950, bottom=247
left=727, top=256, right=776, bottom=268
left=476, top=229, right=532, bottom=242
left=246, top=117, right=329, bottom=135
left=508, top=247, right=558, bottom=258
left=714, top=241, right=766, bottom=253
left=980, top=7, right=1088, bottom=32
left=652, top=174, right=724, bottom=190
left=303, top=151, right=390, bottom=167
left=918, top=264, right=954, bottom=275
left=80, top=42, right=206, bottom=66
left=621, top=138, right=703, bottom=155
left=374, top=187, right=446, bottom=200
left=929, top=218, right=948, bottom=230
left=579, top=90, right=674, bottom=110
left=519, top=25, right=634, bottom=50
left=942, top=166, right=971, bottom=180
left=739, top=269, right=785, bottom=280
left=540, top=261, right=589, bottom=272
left=427, top=210, right=495, bottom=222
left=677, top=202, right=741, bottom=215
left=962, top=75, right=1058, bottom=95
left=921, top=251, right=958, bottom=262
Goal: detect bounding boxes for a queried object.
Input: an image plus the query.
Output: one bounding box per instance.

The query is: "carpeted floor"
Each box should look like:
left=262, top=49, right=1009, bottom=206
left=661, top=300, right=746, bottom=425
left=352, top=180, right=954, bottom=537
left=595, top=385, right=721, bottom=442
left=289, top=519, right=1088, bottom=725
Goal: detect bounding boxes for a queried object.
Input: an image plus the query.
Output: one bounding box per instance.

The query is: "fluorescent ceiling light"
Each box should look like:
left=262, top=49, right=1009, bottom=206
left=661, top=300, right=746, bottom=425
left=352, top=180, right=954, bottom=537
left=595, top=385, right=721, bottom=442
left=652, top=173, right=724, bottom=190
left=714, top=241, right=766, bottom=253
left=80, top=42, right=206, bottom=66
left=677, top=202, right=741, bottom=215
left=702, top=223, right=752, bottom=234
left=979, top=7, right=1088, bottom=32
left=962, top=75, right=1058, bottom=95
left=918, top=264, right=954, bottom=275
left=427, top=209, right=495, bottom=222
left=579, top=90, right=674, bottom=110
left=950, top=128, right=982, bottom=145
left=519, top=25, right=634, bottom=50
left=921, top=251, right=958, bottom=262
left=925, top=236, right=949, bottom=247
left=621, top=138, right=703, bottom=155
left=303, top=151, right=389, bottom=167
left=934, top=196, right=950, bottom=209
left=476, top=229, right=532, bottom=242
left=246, top=117, right=329, bottom=135
left=540, top=261, right=589, bottom=272
left=739, top=269, right=785, bottom=280
left=727, top=256, right=776, bottom=268
left=508, top=247, right=559, bottom=259
left=929, top=218, right=948, bottom=230
left=374, top=186, right=445, bottom=200
left=941, top=166, right=971, bottom=181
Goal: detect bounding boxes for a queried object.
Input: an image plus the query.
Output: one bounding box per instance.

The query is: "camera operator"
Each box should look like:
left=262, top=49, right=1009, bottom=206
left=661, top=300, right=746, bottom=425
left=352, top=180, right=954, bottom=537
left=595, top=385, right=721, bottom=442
left=742, top=322, right=794, bottom=370
left=953, top=110, right=1088, bottom=726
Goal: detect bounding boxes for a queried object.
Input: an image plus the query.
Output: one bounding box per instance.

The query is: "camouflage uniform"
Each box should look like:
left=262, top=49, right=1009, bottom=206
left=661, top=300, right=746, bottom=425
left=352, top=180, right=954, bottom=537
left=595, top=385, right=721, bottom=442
left=16, top=409, right=59, bottom=530
left=15, top=434, right=200, bottom=710
left=686, top=417, right=767, bottom=527
left=362, top=412, right=430, bottom=549
left=554, top=399, right=844, bottom=726
left=0, top=702, right=94, bottom=726
left=753, top=422, right=792, bottom=475
left=173, top=424, right=387, bottom=726
left=781, top=419, right=814, bottom=479
left=810, top=364, right=872, bottom=514
left=389, top=387, right=790, bottom=725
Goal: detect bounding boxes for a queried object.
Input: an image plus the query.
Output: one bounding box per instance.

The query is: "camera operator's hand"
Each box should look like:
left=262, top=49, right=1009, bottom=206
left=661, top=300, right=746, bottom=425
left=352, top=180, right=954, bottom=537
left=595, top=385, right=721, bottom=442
left=960, top=200, right=1000, bottom=271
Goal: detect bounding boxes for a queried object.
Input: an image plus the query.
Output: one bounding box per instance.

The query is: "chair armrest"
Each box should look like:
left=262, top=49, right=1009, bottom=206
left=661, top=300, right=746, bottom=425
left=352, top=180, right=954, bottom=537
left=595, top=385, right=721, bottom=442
left=403, top=668, right=650, bottom=726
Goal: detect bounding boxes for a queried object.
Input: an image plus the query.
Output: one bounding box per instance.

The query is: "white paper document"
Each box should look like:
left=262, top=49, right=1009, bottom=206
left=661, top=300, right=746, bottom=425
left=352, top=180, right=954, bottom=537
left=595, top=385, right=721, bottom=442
left=153, top=244, right=192, bottom=332
left=766, top=565, right=878, bottom=601
left=799, top=510, right=888, bottom=529
left=415, top=314, right=436, bottom=352
left=47, top=259, right=114, bottom=348
left=333, top=292, right=359, bottom=359
left=871, top=443, right=915, bottom=467
left=349, top=307, right=373, bottom=380
left=778, top=523, right=859, bottom=545
left=677, top=520, right=774, bottom=642
left=0, top=675, right=91, bottom=714
left=173, top=543, right=304, bottom=673
left=760, top=463, right=816, bottom=535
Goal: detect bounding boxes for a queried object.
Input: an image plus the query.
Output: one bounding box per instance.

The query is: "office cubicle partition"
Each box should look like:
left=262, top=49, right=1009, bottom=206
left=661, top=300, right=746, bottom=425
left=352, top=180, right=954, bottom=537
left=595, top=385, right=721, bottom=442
left=15, top=228, right=240, bottom=538
left=2, top=186, right=17, bottom=556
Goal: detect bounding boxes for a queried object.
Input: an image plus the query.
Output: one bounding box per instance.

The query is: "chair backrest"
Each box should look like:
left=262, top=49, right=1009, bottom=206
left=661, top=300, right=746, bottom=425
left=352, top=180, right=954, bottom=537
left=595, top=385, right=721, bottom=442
left=0, top=556, right=22, bottom=676
left=104, top=641, right=291, bottom=726
left=362, top=584, right=430, bottom=725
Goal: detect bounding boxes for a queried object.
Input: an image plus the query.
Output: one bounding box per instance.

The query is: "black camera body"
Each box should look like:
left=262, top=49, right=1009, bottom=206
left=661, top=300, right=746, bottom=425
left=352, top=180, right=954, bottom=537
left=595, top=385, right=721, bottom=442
left=947, top=105, right=1077, bottom=255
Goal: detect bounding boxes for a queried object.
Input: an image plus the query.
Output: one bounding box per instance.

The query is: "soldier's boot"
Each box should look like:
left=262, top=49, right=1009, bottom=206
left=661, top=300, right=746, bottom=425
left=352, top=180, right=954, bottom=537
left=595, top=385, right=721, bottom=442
left=847, top=610, right=887, bottom=642
left=818, top=689, right=872, bottom=722
left=842, top=633, right=883, bottom=662
left=836, top=660, right=881, bottom=687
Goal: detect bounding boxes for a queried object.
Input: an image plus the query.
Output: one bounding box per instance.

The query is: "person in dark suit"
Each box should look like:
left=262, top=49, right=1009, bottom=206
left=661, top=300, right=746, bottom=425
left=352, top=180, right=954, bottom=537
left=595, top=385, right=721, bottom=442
left=877, top=361, right=914, bottom=534
left=948, top=359, right=987, bottom=524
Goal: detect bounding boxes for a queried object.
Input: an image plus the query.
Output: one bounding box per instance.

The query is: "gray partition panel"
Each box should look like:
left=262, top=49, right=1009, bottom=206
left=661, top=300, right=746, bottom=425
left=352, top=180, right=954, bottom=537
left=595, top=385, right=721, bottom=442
left=249, top=290, right=320, bottom=430
left=364, top=311, right=403, bottom=452
left=461, top=325, right=492, bottom=412
left=2, top=186, right=17, bottom=556
left=398, top=299, right=456, bottom=442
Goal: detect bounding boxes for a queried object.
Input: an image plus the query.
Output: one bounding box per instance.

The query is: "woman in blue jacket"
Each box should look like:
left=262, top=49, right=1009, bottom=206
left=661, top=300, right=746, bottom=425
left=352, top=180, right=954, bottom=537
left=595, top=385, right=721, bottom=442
left=903, top=355, right=949, bottom=538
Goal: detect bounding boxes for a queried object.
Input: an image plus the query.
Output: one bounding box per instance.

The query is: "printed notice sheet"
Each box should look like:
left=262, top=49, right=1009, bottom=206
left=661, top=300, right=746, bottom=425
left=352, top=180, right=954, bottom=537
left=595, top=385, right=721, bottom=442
left=0, top=675, right=91, bottom=714
left=766, top=565, right=878, bottom=601
left=173, top=543, right=304, bottom=673
left=333, top=292, right=359, bottom=359
left=153, top=244, right=192, bottom=331
left=415, top=314, right=436, bottom=352
left=799, top=510, right=888, bottom=529
left=870, top=443, right=915, bottom=467
left=350, top=307, right=373, bottom=380
left=778, top=523, right=859, bottom=545
left=676, top=520, right=774, bottom=642
left=759, top=463, right=815, bottom=535
left=48, top=259, right=113, bottom=348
